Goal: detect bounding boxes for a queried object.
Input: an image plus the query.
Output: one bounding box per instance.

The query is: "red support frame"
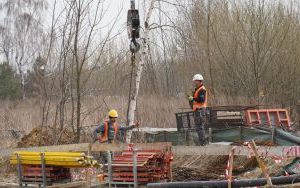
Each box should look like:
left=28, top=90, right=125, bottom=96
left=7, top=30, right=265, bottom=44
left=245, top=109, right=291, bottom=129
left=105, top=149, right=173, bottom=184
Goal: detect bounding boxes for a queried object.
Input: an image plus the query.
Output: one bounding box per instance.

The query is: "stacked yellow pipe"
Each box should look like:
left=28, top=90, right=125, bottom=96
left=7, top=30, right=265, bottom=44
left=10, top=151, right=99, bottom=168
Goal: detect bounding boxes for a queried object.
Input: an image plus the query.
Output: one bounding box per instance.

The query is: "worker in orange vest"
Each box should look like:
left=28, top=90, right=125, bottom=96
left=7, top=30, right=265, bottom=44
left=93, top=109, right=139, bottom=143
left=188, top=74, right=207, bottom=145
left=188, top=74, right=208, bottom=111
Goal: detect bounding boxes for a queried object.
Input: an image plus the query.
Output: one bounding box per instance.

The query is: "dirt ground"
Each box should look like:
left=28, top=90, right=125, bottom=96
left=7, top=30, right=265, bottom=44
left=0, top=157, right=17, bottom=184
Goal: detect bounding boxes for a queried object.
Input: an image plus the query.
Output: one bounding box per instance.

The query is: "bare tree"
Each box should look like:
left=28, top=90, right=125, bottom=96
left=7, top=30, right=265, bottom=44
left=0, top=0, right=47, bottom=99
left=43, top=0, right=123, bottom=143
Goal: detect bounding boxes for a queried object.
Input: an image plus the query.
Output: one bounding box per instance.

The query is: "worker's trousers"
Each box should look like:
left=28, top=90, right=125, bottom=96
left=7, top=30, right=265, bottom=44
left=194, top=108, right=207, bottom=146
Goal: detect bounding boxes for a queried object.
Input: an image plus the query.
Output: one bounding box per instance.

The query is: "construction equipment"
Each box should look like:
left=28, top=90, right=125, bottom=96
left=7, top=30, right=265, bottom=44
left=127, top=0, right=140, bottom=39
left=10, top=151, right=99, bottom=167
left=175, top=106, right=291, bottom=131
left=17, top=165, right=71, bottom=186
left=245, top=109, right=291, bottom=128
left=175, top=106, right=246, bottom=131
left=127, top=0, right=140, bottom=54
left=10, top=151, right=99, bottom=187
left=105, top=148, right=173, bottom=186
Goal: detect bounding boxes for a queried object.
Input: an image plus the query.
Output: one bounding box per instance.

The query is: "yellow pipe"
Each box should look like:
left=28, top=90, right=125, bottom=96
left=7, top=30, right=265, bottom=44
left=10, top=156, right=84, bottom=162
left=10, top=151, right=99, bottom=167
left=10, top=159, right=82, bottom=167
left=13, top=151, right=84, bottom=157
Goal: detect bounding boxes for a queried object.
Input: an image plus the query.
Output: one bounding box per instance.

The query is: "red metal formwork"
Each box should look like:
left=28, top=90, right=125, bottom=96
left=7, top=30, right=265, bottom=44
left=245, top=109, right=291, bottom=129
left=106, top=149, right=173, bottom=184
left=21, top=165, right=71, bottom=184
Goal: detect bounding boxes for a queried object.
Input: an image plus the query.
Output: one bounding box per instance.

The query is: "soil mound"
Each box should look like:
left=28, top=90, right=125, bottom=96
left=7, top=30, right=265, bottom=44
left=17, top=127, right=76, bottom=147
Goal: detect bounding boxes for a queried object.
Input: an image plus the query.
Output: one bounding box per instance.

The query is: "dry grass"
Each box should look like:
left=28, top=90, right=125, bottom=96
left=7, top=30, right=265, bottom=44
left=80, top=95, right=187, bottom=127
left=0, top=95, right=271, bottom=149
left=0, top=99, right=41, bottom=133
left=0, top=99, right=42, bottom=148
left=0, top=95, right=188, bottom=148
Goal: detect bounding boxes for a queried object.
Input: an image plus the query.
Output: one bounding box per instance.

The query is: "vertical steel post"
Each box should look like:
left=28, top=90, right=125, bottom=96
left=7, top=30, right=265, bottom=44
left=227, top=148, right=235, bottom=188
left=16, top=154, right=22, bottom=186
left=41, top=153, right=47, bottom=187
left=107, top=151, right=112, bottom=188
left=272, top=127, right=276, bottom=144
left=133, top=149, right=138, bottom=188
left=163, top=131, right=167, bottom=142
left=87, top=144, right=92, bottom=186
left=239, top=126, right=243, bottom=140
left=185, top=130, right=190, bottom=145
left=208, top=128, right=212, bottom=143
left=130, top=0, right=135, bottom=9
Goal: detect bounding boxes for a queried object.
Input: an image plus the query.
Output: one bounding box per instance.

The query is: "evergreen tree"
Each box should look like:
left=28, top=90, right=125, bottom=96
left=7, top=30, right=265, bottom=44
left=0, top=62, right=21, bottom=99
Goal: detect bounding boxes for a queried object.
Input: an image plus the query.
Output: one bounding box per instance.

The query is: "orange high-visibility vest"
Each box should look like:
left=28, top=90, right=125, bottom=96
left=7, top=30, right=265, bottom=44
left=193, top=85, right=208, bottom=111
left=99, top=121, right=119, bottom=142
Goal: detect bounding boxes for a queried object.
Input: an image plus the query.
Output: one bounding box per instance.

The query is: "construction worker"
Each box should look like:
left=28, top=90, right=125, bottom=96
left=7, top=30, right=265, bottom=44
left=188, top=74, right=208, bottom=111
left=188, top=74, right=207, bottom=145
left=93, top=109, right=139, bottom=143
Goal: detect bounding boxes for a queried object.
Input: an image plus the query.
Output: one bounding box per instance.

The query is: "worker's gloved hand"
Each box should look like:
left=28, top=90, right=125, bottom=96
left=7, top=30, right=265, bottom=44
left=188, top=96, right=194, bottom=102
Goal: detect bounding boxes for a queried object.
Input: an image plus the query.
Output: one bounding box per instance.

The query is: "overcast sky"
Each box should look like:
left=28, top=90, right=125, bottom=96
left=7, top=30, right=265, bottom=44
left=45, top=0, right=178, bottom=41
left=45, top=0, right=129, bottom=36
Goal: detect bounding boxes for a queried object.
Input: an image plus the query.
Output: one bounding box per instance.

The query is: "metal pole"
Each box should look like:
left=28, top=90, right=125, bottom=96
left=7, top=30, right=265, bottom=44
left=130, top=0, right=135, bottom=9
left=107, top=151, right=112, bottom=188
left=163, top=131, right=167, bottom=142
left=16, top=154, right=22, bottom=186
left=133, top=149, right=138, bottom=188
left=239, top=126, right=243, bottom=140
left=271, top=127, right=276, bottom=144
left=227, top=148, right=235, bottom=188
left=185, top=130, right=190, bottom=145
left=87, top=144, right=92, bottom=187
left=41, top=153, right=47, bottom=187
left=208, top=128, right=212, bottom=143
left=147, top=174, right=300, bottom=188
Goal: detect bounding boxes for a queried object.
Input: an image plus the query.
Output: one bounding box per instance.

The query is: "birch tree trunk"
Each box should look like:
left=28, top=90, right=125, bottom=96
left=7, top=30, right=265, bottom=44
left=126, top=0, right=156, bottom=143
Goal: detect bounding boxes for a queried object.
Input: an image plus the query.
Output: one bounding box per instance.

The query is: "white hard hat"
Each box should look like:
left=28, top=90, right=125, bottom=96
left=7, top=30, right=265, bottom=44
left=192, top=74, right=204, bottom=81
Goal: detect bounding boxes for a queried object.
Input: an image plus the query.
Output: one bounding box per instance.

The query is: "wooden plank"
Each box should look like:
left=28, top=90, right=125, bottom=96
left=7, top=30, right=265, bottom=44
left=2, top=142, right=299, bottom=158
left=91, top=142, right=172, bottom=152
left=249, top=140, right=273, bottom=186
left=0, top=142, right=171, bottom=157
left=173, top=145, right=298, bottom=157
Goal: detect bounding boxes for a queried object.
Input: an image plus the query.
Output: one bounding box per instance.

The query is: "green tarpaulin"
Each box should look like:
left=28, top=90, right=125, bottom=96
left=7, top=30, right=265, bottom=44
left=132, top=127, right=300, bottom=146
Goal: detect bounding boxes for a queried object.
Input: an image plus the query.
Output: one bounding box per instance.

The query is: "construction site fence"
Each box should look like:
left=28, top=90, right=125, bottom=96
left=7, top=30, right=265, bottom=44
left=131, top=126, right=300, bottom=146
